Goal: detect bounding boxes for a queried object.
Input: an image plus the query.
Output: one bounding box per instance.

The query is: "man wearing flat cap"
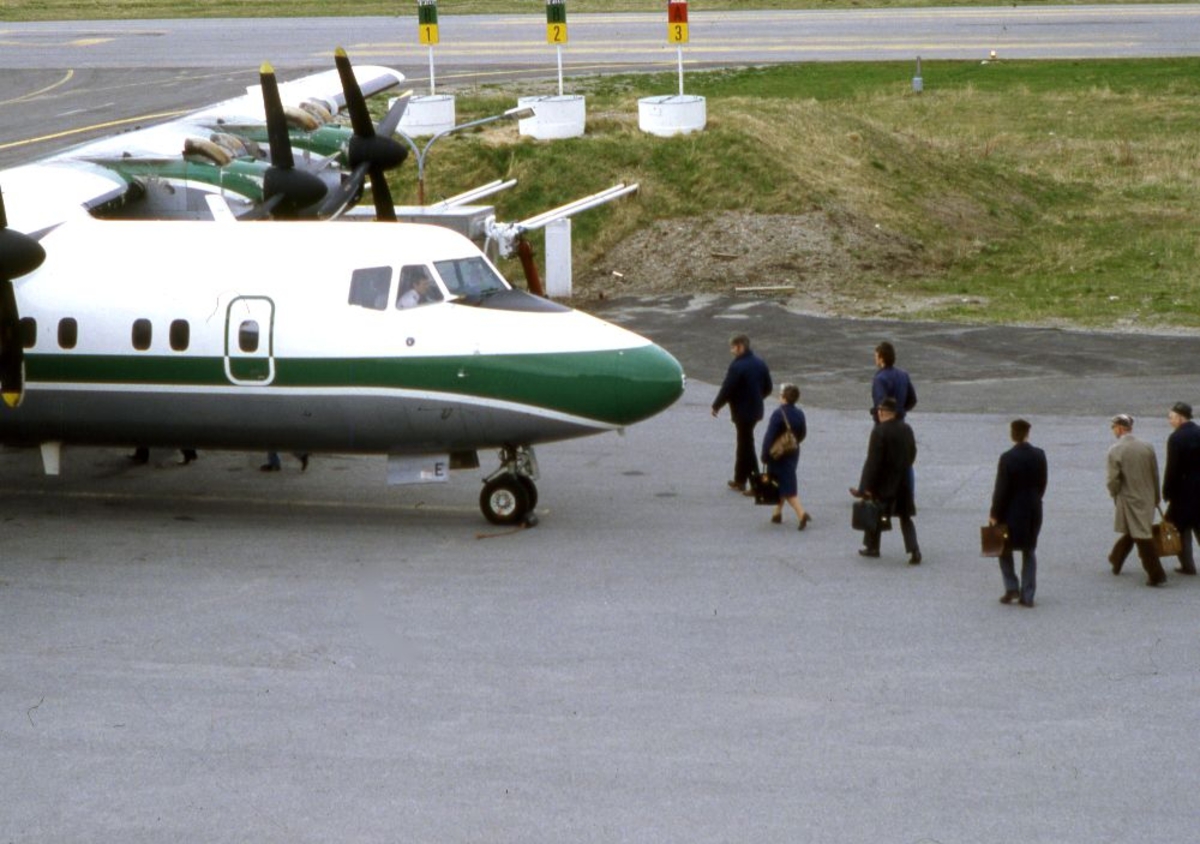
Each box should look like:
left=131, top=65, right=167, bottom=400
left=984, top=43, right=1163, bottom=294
left=855, top=397, right=921, bottom=564
left=1163, top=401, right=1200, bottom=575
left=1107, top=414, right=1166, bottom=586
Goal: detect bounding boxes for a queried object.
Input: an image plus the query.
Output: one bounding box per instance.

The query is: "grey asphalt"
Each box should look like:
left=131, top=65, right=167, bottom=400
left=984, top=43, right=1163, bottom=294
left=2, top=296, right=1198, bottom=843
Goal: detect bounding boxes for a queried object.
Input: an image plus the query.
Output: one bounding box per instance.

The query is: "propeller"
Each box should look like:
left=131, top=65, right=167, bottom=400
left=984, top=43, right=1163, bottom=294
left=256, top=62, right=329, bottom=218
left=318, top=48, right=410, bottom=221
left=0, top=188, right=47, bottom=408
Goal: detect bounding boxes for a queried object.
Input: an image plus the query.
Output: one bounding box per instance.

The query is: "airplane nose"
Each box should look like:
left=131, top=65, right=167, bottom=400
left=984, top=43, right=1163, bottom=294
left=610, top=341, right=686, bottom=426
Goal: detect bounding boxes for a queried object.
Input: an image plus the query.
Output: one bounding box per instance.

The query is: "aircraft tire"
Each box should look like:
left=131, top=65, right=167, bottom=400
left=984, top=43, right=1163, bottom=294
left=516, top=475, right=539, bottom=512
left=480, top=475, right=530, bottom=525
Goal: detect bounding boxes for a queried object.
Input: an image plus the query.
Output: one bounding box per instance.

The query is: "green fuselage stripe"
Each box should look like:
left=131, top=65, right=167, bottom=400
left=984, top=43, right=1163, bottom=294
left=24, top=345, right=682, bottom=427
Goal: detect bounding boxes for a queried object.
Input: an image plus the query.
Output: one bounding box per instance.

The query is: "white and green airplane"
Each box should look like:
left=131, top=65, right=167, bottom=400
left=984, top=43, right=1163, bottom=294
left=0, top=55, right=686, bottom=525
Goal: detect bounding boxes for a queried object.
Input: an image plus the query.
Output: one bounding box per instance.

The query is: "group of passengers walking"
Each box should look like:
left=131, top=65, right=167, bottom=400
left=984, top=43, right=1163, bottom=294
left=710, top=333, right=1200, bottom=609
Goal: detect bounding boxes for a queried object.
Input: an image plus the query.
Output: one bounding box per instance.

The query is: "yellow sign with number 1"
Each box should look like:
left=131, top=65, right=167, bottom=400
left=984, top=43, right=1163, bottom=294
left=418, top=0, right=439, bottom=45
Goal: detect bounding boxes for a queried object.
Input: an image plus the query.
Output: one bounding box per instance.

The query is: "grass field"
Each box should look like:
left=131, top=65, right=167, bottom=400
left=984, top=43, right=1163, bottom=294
left=1, top=0, right=1188, bottom=21
left=425, top=59, right=1200, bottom=328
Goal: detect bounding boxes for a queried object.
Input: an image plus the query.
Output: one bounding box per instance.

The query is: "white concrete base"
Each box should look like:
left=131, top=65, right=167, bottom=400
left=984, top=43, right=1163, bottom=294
left=397, top=94, right=456, bottom=138
left=517, top=95, right=586, bottom=140
left=638, top=94, right=707, bottom=137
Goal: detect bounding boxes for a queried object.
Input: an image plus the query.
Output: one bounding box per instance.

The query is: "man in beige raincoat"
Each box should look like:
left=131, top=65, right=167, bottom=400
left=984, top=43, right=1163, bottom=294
left=1107, top=414, right=1166, bottom=586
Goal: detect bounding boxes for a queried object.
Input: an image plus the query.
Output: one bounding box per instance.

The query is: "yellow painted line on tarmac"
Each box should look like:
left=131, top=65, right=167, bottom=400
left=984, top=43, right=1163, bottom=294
left=0, top=69, right=74, bottom=107
left=0, top=109, right=188, bottom=152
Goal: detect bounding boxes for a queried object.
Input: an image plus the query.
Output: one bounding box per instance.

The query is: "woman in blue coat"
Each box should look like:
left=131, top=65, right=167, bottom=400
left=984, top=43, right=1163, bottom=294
left=761, top=383, right=811, bottom=529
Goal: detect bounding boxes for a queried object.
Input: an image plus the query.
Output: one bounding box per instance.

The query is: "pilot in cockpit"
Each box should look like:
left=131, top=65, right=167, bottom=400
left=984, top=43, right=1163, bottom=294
left=397, top=265, right=442, bottom=309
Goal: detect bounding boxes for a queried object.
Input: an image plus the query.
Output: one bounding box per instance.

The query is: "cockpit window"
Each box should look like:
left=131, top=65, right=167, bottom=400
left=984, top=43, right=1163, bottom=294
left=347, top=266, right=393, bottom=311
left=433, top=256, right=508, bottom=299
left=396, top=264, right=444, bottom=309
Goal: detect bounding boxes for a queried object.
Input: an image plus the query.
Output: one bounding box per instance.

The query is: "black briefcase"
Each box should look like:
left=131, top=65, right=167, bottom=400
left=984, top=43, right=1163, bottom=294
left=851, top=499, right=890, bottom=533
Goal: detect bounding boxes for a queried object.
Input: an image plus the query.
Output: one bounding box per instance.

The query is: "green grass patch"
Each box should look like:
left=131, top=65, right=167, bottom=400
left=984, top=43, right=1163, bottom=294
left=412, top=58, right=1200, bottom=328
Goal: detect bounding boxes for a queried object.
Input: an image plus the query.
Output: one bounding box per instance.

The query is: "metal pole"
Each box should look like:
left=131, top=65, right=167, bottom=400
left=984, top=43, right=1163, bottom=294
left=428, top=46, right=436, bottom=96
left=678, top=45, right=685, bottom=96
left=557, top=45, right=564, bottom=97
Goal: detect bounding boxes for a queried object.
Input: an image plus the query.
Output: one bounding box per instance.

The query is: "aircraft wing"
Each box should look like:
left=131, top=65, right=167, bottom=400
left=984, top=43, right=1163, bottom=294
left=1, top=62, right=406, bottom=233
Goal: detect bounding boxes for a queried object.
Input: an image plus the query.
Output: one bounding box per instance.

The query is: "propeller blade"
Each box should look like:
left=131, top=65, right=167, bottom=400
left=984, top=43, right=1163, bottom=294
left=377, top=93, right=410, bottom=139
left=258, top=61, right=328, bottom=217
left=0, top=188, right=47, bottom=409
left=369, top=169, right=397, bottom=222
left=317, top=162, right=370, bottom=220
left=334, top=47, right=375, bottom=139
left=326, top=49, right=412, bottom=221
left=260, top=62, right=295, bottom=170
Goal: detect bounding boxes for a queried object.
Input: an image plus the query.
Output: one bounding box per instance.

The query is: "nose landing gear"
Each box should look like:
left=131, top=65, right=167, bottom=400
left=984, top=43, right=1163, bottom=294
left=480, top=445, right=539, bottom=526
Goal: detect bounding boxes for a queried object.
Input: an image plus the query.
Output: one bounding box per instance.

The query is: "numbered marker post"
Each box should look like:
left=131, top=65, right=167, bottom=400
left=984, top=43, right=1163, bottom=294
left=667, top=0, right=689, bottom=44
left=637, top=0, right=706, bottom=136
left=668, top=0, right=688, bottom=95
left=418, top=0, right=439, bottom=45
left=546, top=0, right=568, bottom=96
left=403, top=0, right=456, bottom=136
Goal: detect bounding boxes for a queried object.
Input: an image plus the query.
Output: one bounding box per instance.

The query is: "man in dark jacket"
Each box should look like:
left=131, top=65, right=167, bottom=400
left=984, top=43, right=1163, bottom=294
left=990, top=419, right=1049, bottom=607
left=711, top=334, right=773, bottom=493
left=1163, top=401, right=1200, bottom=576
left=871, top=341, right=917, bottom=423
left=855, top=398, right=921, bottom=564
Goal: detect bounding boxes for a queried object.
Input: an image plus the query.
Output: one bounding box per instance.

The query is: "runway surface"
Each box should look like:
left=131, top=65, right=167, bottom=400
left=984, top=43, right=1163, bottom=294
left=3, top=294, right=1198, bottom=843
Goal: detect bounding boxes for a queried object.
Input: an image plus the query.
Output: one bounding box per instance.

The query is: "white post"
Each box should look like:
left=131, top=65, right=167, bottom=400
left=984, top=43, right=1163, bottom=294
left=428, top=46, right=436, bottom=95
left=545, top=218, right=573, bottom=298
left=556, top=45, right=565, bottom=96
left=677, top=45, right=685, bottom=96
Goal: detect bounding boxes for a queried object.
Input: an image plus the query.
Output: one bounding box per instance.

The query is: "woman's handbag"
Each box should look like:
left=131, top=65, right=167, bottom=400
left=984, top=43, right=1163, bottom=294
left=768, top=416, right=799, bottom=461
left=980, top=524, right=1009, bottom=557
left=851, top=498, right=890, bottom=533
left=1153, top=506, right=1183, bottom=557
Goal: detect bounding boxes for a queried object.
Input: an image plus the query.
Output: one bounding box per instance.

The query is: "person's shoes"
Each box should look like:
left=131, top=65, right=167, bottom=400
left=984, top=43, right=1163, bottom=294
left=798, top=513, right=811, bottom=531
left=908, top=552, right=922, bottom=566
left=128, top=449, right=149, bottom=465
left=727, top=480, right=744, bottom=492
left=848, top=487, right=864, bottom=499
left=1109, top=555, right=1123, bottom=575
left=260, top=463, right=280, bottom=472
left=770, top=513, right=782, bottom=524
left=858, top=548, right=880, bottom=558
left=1146, top=577, right=1166, bottom=587
left=179, top=450, right=197, bottom=465
left=299, top=454, right=309, bottom=472
left=742, top=489, right=757, bottom=497
left=1174, top=566, right=1196, bottom=575
left=999, top=590, right=1020, bottom=604
left=1019, top=597, right=1035, bottom=608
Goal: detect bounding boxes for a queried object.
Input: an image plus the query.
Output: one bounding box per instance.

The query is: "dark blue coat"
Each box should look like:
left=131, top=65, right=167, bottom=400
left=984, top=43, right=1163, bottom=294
left=1164, top=420, right=1200, bottom=529
left=990, top=442, right=1048, bottom=551
left=761, top=404, right=807, bottom=498
left=871, top=366, right=917, bottom=421
left=712, top=350, right=772, bottom=424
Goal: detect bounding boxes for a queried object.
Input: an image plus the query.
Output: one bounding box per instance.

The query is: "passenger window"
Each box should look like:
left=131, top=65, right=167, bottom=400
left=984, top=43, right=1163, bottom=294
left=169, top=319, right=190, bottom=352
left=239, top=320, right=259, bottom=353
left=396, top=265, right=444, bottom=309
left=19, top=317, right=36, bottom=349
left=58, top=318, right=78, bottom=349
left=347, top=266, right=393, bottom=311
left=132, top=318, right=152, bottom=351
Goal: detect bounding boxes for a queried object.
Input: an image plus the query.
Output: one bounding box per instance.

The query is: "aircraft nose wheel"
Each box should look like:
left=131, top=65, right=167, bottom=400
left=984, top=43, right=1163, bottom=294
left=480, top=474, right=537, bottom=526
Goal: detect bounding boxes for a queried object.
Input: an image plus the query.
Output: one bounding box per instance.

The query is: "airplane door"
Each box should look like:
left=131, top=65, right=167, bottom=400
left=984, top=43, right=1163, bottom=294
left=224, top=296, right=275, bottom=385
